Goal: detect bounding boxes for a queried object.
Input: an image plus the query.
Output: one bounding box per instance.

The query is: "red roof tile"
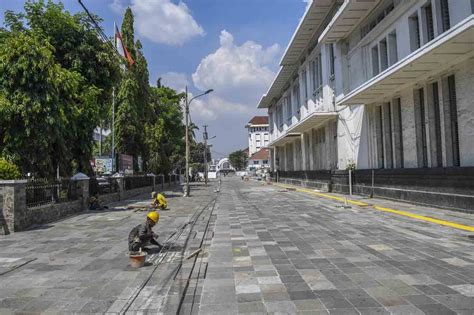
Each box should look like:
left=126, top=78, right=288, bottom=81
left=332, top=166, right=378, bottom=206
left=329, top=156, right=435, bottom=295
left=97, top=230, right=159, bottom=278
left=249, top=148, right=270, bottom=160
left=248, top=116, right=268, bottom=125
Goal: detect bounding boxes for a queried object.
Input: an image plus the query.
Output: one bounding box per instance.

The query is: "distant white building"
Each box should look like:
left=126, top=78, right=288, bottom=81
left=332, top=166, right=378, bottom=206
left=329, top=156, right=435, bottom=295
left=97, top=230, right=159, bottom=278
left=245, top=116, right=270, bottom=156
left=248, top=148, right=270, bottom=171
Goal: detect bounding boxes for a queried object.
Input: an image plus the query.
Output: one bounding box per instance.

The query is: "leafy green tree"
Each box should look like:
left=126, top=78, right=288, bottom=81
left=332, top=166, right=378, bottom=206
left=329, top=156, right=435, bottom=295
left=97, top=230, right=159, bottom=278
left=229, top=150, right=248, bottom=171
left=0, top=1, right=120, bottom=177
left=145, top=84, right=185, bottom=175
left=115, top=8, right=150, bottom=171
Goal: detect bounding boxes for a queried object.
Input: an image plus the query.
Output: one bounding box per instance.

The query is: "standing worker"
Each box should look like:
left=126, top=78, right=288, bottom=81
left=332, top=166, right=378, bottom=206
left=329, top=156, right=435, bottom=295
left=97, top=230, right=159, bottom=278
left=152, top=192, right=168, bottom=210
left=128, top=212, right=163, bottom=253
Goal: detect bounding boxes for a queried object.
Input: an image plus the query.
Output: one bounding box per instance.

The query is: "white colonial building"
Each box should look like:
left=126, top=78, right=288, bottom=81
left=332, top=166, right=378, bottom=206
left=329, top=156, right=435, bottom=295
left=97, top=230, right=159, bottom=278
left=245, top=116, right=270, bottom=156
left=259, top=0, right=474, bottom=211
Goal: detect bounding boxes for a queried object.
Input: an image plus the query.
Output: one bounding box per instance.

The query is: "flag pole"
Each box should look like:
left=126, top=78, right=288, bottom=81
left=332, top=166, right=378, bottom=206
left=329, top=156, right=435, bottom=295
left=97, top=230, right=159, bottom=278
left=112, top=21, right=116, bottom=174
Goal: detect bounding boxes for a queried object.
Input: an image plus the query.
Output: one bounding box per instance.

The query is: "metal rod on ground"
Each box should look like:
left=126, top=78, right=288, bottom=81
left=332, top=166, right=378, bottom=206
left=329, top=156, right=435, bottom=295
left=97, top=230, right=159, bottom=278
left=349, top=169, right=352, bottom=196
left=185, top=248, right=202, bottom=260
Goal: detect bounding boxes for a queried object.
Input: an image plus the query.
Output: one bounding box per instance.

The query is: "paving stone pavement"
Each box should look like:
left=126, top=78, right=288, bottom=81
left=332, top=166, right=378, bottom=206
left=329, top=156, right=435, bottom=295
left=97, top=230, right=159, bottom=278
left=1, top=177, right=473, bottom=314
left=195, top=177, right=473, bottom=315
left=0, top=183, right=216, bottom=314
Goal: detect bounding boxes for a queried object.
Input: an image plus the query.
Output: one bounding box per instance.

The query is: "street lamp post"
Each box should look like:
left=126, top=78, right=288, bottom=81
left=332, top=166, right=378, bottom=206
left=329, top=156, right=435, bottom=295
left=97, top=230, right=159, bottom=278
left=184, top=87, right=213, bottom=197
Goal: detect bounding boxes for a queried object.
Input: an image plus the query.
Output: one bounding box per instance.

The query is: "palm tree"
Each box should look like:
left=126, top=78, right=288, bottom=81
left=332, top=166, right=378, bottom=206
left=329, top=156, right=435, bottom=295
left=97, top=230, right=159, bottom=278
left=188, top=122, right=199, bottom=142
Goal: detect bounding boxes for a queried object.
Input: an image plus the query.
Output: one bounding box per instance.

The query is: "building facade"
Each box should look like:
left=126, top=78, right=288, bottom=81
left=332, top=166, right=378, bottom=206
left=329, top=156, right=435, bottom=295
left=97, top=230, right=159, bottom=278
left=246, top=116, right=270, bottom=156
left=258, top=0, right=474, bottom=211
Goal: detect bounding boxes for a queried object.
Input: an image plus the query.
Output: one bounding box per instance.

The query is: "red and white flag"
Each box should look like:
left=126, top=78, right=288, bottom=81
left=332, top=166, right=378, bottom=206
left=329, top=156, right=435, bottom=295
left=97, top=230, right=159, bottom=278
left=115, top=25, right=135, bottom=67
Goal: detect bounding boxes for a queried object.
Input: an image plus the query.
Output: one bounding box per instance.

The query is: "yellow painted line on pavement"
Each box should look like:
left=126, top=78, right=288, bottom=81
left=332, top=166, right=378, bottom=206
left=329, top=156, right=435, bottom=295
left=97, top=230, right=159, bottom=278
left=274, top=183, right=369, bottom=207
left=273, top=183, right=474, bottom=232
left=373, top=206, right=474, bottom=232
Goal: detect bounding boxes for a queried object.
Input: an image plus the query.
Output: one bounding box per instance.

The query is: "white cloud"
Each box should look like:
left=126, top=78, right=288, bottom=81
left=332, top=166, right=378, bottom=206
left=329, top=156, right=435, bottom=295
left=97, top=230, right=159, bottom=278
left=110, top=0, right=126, bottom=14
left=191, top=30, right=279, bottom=123
left=192, top=30, right=279, bottom=106
left=130, top=0, right=204, bottom=46
left=160, top=72, right=188, bottom=91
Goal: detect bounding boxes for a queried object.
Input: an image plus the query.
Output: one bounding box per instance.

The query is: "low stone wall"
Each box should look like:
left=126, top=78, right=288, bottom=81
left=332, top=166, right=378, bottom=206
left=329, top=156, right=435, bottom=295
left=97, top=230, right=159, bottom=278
left=99, top=192, right=121, bottom=204
left=18, top=200, right=83, bottom=229
left=275, top=167, right=474, bottom=213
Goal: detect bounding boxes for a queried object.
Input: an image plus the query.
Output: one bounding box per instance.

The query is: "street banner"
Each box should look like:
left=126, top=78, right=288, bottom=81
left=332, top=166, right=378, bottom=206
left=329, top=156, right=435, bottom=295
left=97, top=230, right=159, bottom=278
left=119, top=154, right=133, bottom=175
left=94, top=158, right=113, bottom=174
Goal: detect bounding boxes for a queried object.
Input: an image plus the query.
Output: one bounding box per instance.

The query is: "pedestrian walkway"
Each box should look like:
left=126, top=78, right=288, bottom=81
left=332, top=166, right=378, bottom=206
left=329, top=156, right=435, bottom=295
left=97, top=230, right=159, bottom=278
left=1, top=177, right=473, bottom=314
left=272, top=182, right=474, bottom=232
left=0, top=183, right=215, bottom=314
left=197, top=177, right=473, bottom=314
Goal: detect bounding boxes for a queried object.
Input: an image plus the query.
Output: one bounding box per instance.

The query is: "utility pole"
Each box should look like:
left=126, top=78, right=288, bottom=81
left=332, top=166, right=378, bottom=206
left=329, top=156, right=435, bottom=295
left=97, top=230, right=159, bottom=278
left=111, top=21, right=117, bottom=174
left=203, top=125, right=208, bottom=186
left=183, top=87, right=214, bottom=197
left=184, top=86, right=190, bottom=197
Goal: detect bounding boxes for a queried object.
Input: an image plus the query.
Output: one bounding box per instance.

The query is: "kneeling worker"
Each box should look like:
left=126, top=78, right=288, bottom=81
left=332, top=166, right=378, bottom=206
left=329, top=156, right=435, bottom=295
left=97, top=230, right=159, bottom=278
left=128, top=212, right=163, bottom=253
left=152, top=192, right=168, bottom=210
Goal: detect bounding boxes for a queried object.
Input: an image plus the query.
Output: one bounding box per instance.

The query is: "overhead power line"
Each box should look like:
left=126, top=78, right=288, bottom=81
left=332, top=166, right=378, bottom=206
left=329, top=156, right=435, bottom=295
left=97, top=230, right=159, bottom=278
left=77, top=0, right=121, bottom=58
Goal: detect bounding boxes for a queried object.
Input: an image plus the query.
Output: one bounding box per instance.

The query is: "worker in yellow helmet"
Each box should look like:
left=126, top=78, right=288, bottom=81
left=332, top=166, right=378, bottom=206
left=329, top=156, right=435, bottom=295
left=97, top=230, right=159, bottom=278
left=152, top=191, right=168, bottom=210
left=128, top=212, right=162, bottom=253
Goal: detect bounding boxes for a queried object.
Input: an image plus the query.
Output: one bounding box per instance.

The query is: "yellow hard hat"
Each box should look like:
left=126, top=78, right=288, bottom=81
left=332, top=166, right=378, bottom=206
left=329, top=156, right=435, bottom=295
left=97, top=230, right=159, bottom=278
left=147, top=211, right=159, bottom=223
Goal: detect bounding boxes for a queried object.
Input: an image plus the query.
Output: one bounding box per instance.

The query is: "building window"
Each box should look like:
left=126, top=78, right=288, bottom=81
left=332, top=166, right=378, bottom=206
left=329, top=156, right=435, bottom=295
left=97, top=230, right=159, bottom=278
left=360, top=1, right=395, bottom=39
left=376, top=106, right=385, bottom=168
left=263, top=160, right=268, bottom=165
left=278, top=104, right=283, bottom=129
left=409, top=13, right=421, bottom=52
left=379, top=38, right=388, bottom=71
left=312, top=54, right=323, bottom=96
left=431, top=82, right=443, bottom=167
left=438, top=0, right=450, bottom=33
left=391, top=98, right=404, bottom=168
left=423, top=3, right=435, bottom=43
left=383, top=102, right=393, bottom=168
left=447, top=75, right=460, bottom=166
left=388, top=31, right=398, bottom=66
left=253, top=160, right=259, bottom=165
left=286, top=96, right=292, bottom=123
left=293, top=84, right=300, bottom=114
left=372, top=45, right=380, bottom=76
left=269, top=112, right=274, bottom=133
left=302, top=69, right=308, bottom=101
left=329, top=44, right=335, bottom=77
left=318, top=54, right=323, bottom=91
left=311, top=60, right=317, bottom=91
left=415, top=88, right=428, bottom=168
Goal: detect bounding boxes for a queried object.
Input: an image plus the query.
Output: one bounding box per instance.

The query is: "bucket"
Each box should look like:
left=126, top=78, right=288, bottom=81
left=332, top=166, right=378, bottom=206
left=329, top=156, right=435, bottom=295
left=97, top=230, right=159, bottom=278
left=129, top=251, right=147, bottom=268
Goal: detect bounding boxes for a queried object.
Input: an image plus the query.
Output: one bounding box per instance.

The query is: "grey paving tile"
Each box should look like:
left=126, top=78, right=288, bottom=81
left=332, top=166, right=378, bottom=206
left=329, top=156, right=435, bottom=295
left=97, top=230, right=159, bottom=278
left=417, top=303, right=457, bottom=315
left=236, top=293, right=262, bottom=303
left=288, top=290, right=317, bottom=301
left=237, top=301, right=266, bottom=314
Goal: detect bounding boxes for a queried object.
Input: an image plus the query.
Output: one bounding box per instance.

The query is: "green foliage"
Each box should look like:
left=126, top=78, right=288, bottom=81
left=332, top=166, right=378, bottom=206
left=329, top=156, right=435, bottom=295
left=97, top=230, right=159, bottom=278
left=0, top=3, right=186, bottom=178
left=0, top=1, right=120, bottom=178
left=145, top=85, right=185, bottom=175
left=0, top=158, right=21, bottom=180
left=229, top=150, right=248, bottom=171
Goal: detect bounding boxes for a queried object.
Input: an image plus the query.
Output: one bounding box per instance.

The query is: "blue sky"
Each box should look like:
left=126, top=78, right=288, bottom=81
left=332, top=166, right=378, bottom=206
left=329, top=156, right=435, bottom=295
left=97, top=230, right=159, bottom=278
left=0, top=0, right=307, bottom=158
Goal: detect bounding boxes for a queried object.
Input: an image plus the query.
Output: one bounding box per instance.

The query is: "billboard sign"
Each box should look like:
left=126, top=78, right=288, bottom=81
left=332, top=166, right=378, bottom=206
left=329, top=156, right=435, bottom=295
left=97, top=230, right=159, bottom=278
left=94, top=158, right=113, bottom=174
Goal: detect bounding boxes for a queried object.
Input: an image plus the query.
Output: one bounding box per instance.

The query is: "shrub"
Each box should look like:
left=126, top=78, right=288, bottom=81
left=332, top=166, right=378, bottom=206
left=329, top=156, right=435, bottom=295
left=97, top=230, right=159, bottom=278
left=0, top=158, right=21, bottom=180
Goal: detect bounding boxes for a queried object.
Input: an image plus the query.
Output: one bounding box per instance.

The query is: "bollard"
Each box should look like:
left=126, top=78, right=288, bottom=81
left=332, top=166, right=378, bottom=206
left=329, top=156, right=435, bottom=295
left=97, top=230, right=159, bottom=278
left=161, top=175, right=164, bottom=191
